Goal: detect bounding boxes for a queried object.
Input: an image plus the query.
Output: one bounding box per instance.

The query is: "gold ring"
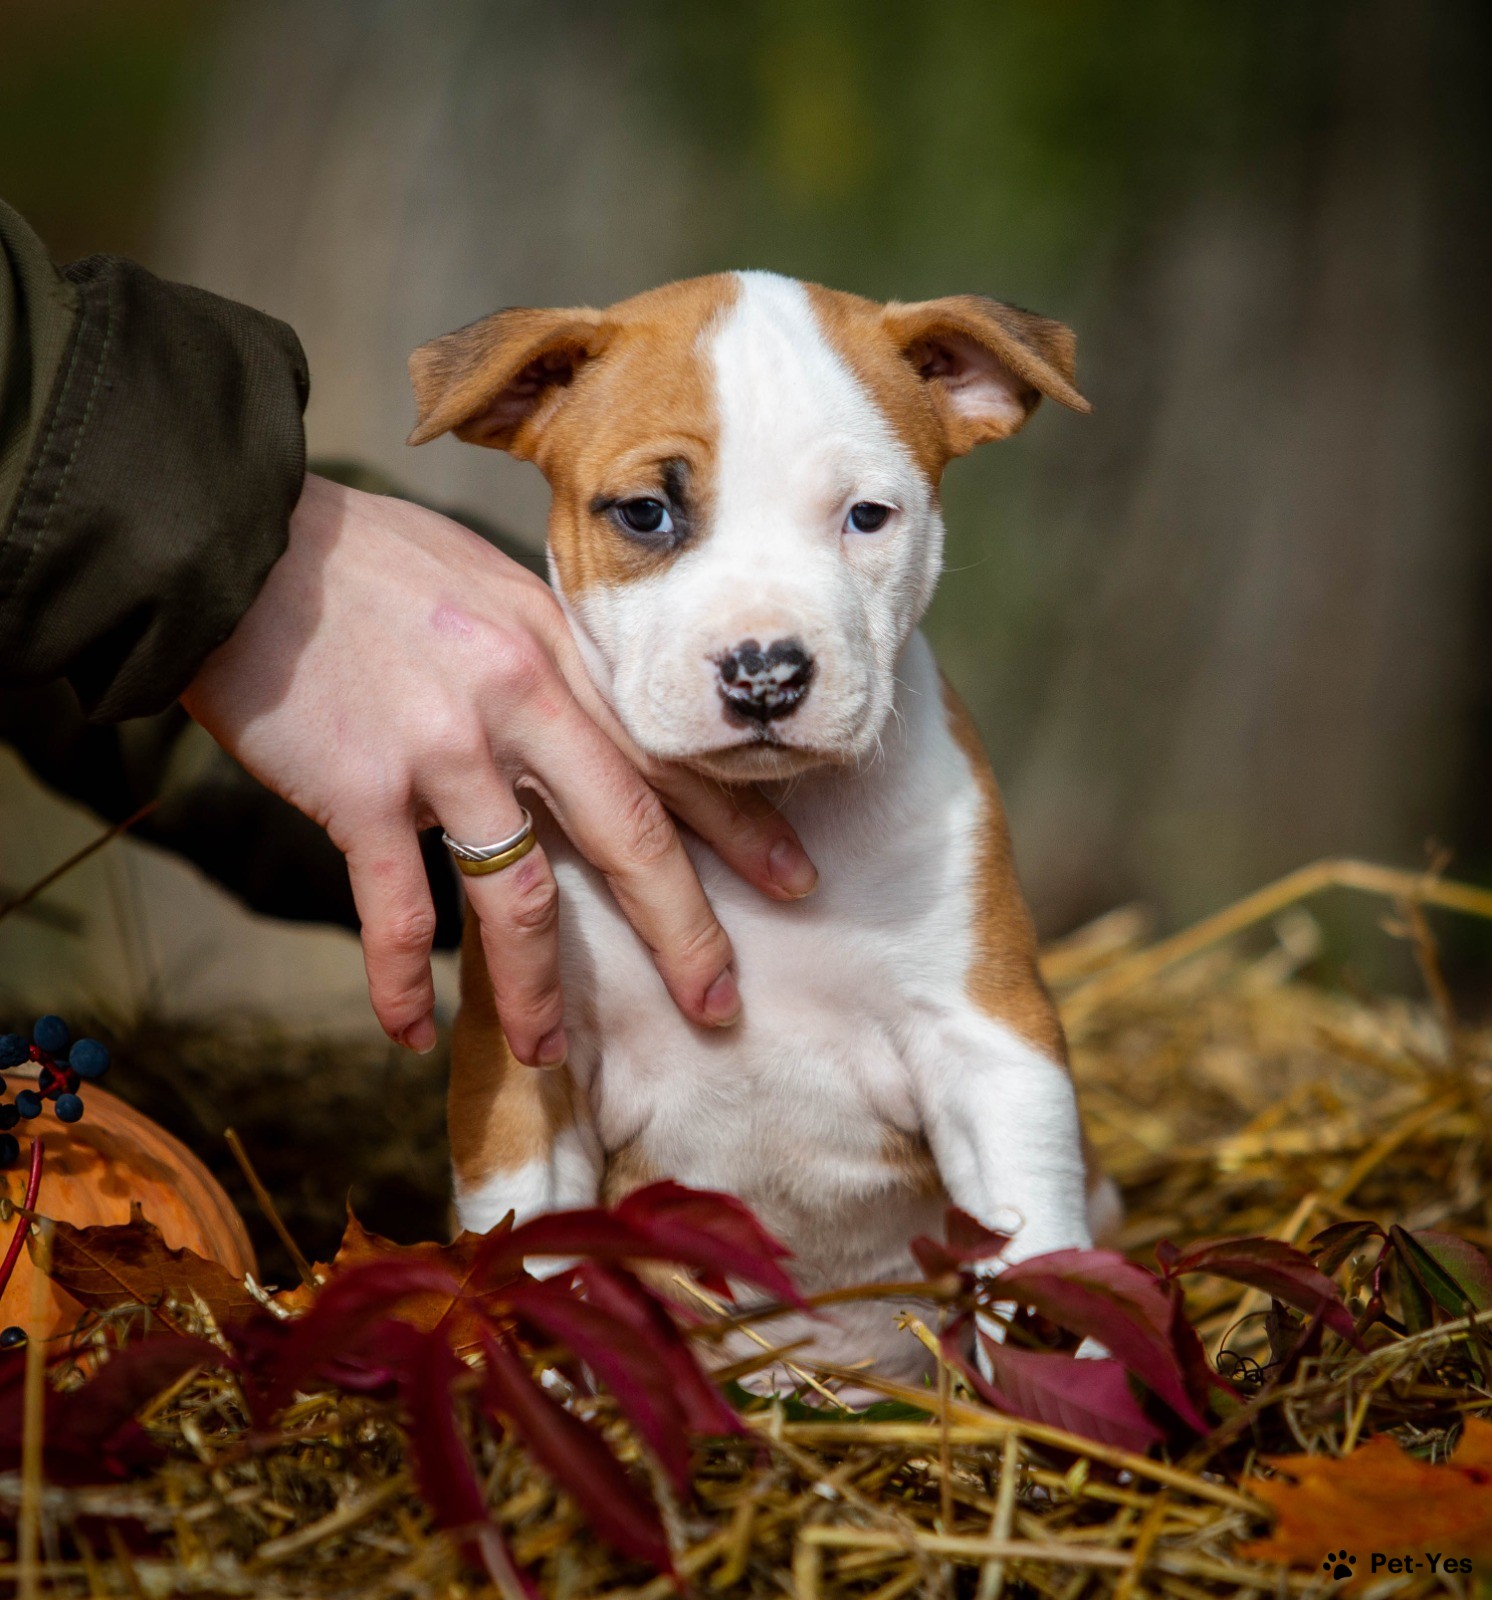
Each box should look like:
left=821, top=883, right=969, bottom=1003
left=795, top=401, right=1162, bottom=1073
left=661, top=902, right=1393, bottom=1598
left=442, top=811, right=538, bottom=877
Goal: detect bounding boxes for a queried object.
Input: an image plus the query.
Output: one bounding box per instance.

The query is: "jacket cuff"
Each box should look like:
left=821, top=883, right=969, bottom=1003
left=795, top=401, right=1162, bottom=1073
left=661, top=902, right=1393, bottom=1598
left=0, top=254, right=308, bottom=720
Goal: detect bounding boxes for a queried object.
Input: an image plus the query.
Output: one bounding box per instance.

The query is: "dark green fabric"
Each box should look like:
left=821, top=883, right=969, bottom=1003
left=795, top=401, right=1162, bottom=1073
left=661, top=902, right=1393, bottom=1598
left=0, top=198, right=309, bottom=719
left=0, top=199, right=544, bottom=945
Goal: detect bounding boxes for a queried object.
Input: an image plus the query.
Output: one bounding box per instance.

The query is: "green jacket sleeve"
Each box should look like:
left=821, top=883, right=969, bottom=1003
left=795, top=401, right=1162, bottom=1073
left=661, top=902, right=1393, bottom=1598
left=0, top=199, right=309, bottom=720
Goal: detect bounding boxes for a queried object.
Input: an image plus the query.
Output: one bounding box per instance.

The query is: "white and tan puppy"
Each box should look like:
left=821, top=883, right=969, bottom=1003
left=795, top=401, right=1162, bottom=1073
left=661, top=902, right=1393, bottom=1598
left=409, top=272, right=1118, bottom=1390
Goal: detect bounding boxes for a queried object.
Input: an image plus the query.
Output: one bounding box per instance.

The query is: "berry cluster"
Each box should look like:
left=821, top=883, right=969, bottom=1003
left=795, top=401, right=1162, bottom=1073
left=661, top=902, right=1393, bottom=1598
left=0, top=1016, right=110, bottom=1167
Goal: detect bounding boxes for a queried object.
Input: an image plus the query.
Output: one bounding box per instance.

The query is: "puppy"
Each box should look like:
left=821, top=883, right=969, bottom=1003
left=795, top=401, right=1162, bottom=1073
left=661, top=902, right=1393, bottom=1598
left=409, top=273, right=1118, bottom=1390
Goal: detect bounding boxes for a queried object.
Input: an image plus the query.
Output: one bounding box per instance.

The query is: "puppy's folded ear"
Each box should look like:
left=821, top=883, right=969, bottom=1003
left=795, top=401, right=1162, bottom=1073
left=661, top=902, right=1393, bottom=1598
left=407, top=306, right=610, bottom=454
left=882, top=296, right=1090, bottom=456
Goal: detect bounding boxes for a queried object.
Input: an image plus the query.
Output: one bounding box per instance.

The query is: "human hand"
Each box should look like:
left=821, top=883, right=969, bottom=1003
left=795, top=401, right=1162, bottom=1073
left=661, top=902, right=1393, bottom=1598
left=181, top=474, right=817, bottom=1062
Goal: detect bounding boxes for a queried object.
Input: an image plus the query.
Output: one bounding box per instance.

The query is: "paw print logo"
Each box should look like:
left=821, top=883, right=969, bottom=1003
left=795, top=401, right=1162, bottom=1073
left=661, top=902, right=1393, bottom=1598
left=1322, top=1551, right=1356, bottom=1581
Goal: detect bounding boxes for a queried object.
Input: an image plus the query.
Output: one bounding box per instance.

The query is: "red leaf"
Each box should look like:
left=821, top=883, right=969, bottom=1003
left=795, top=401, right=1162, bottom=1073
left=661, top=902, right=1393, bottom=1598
left=397, top=1329, right=488, bottom=1529
left=256, top=1258, right=461, bottom=1416
left=995, top=1250, right=1207, bottom=1431
left=1168, top=1285, right=1233, bottom=1408
left=1159, top=1236, right=1358, bottom=1343
left=911, top=1207, right=1011, bottom=1279
left=614, top=1181, right=802, bottom=1304
left=508, top=1278, right=694, bottom=1488
left=949, top=1324, right=1164, bottom=1453
left=476, top=1182, right=803, bottom=1308
left=577, top=1262, right=741, bottom=1438
left=0, top=1334, right=228, bottom=1483
left=482, top=1331, right=673, bottom=1573
left=386, top=1323, right=535, bottom=1598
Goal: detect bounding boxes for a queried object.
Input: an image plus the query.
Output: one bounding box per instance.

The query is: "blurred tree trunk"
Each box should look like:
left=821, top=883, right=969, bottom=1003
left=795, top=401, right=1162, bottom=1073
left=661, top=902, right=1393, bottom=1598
left=155, top=0, right=708, bottom=548
left=1005, top=1, right=1491, bottom=932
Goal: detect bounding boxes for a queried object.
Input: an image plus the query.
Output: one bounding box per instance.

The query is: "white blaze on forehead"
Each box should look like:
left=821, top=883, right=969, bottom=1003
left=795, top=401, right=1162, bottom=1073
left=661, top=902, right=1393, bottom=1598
left=572, top=269, right=945, bottom=770
left=709, top=272, right=921, bottom=535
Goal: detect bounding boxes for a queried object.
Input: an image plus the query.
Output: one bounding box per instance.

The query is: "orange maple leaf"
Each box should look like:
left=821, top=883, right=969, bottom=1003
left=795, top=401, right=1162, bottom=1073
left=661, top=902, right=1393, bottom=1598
left=274, top=1210, right=512, bottom=1353
left=1241, top=1417, right=1492, bottom=1574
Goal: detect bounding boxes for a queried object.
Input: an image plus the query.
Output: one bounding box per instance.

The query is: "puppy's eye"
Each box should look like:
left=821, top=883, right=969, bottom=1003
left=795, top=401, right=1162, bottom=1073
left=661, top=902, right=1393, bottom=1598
left=846, top=501, right=892, bottom=534
left=613, top=498, right=673, bottom=537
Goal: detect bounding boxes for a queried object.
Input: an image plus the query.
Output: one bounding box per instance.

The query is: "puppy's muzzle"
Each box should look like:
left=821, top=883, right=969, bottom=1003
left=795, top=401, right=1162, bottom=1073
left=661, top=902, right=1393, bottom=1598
left=717, top=637, right=814, bottom=723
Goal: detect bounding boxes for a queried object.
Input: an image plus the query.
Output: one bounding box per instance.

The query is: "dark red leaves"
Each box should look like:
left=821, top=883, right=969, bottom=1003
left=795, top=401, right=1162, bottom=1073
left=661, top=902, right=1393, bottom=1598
left=996, top=1250, right=1208, bottom=1431
left=252, top=1258, right=461, bottom=1417
left=1307, top=1220, right=1492, bottom=1337
left=941, top=1322, right=1164, bottom=1454
left=578, top=1262, right=742, bottom=1436
left=236, top=1198, right=755, bottom=1583
left=509, top=1262, right=742, bottom=1491
left=911, top=1207, right=1011, bottom=1279
left=909, top=1210, right=1383, bottom=1446
left=1157, top=1235, right=1358, bottom=1343
left=482, top=1331, right=673, bottom=1573
left=478, top=1180, right=802, bottom=1306
left=0, top=1334, right=229, bottom=1483
left=613, top=1180, right=800, bottom=1303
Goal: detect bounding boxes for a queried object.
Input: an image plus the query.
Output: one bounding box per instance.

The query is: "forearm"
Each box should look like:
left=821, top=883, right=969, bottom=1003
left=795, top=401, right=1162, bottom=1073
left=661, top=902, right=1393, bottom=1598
left=0, top=199, right=309, bottom=720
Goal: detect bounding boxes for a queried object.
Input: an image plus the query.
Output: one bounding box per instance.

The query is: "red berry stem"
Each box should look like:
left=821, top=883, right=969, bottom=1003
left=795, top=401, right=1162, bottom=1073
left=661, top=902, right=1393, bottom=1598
left=0, top=1135, right=44, bottom=1312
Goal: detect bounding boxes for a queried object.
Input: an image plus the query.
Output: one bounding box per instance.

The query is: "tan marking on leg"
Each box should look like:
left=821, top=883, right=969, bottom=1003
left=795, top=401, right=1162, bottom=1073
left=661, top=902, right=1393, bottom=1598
left=939, top=675, right=1067, bottom=1064
left=940, top=678, right=1118, bottom=1224
left=448, top=911, right=577, bottom=1193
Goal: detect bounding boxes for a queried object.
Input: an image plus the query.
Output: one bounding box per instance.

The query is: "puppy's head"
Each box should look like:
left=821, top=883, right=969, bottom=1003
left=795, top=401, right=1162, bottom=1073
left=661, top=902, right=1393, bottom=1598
left=409, top=273, right=1087, bottom=781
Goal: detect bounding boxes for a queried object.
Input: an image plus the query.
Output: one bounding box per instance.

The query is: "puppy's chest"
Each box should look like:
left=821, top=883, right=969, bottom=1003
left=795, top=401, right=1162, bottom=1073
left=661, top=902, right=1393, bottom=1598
left=563, top=847, right=964, bottom=1226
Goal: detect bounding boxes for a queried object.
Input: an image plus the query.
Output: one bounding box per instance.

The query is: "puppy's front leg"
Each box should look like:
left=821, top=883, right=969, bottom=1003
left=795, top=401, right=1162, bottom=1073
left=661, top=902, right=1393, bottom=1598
left=449, top=914, right=602, bottom=1236
left=914, top=1009, right=1092, bottom=1266
left=912, top=1009, right=1094, bottom=1376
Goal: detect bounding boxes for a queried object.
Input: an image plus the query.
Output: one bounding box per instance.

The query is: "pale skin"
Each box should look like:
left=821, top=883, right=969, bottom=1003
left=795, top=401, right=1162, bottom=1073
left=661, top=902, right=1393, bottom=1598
left=181, top=473, right=818, bottom=1063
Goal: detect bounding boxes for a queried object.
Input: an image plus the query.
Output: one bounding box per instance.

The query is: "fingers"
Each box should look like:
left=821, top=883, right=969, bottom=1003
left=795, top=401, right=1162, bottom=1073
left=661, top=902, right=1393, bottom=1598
left=520, top=701, right=742, bottom=1030
left=648, top=767, right=818, bottom=900
left=437, top=792, right=568, bottom=1068
left=345, top=828, right=440, bottom=1052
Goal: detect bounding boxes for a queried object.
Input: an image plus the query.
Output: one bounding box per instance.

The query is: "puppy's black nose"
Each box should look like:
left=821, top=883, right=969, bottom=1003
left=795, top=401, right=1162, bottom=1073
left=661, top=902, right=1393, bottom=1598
left=717, top=637, right=814, bottom=722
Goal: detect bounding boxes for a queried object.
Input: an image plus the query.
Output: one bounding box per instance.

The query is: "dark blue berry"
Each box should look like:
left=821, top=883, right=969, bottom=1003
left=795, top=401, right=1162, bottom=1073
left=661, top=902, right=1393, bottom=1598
left=0, top=1106, right=17, bottom=1131
left=14, top=1090, right=42, bottom=1120
left=0, top=1133, right=18, bottom=1166
left=0, top=1035, right=26, bottom=1070
left=68, top=1038, right=110, bottom=1080
left=32, top=1016, right=70, bottom=1056
left=0, top=1326, right=25, bottom=1348
left=54, top=1093, right=84, bottom=1124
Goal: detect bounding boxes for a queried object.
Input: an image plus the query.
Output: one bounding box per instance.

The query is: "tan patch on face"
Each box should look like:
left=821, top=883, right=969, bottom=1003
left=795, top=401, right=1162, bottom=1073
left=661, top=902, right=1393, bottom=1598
left=801, top=282, right=950, bottom=481
left=448, top=912, right=577, bottom=1191
left=535, top=275, right=741, bottom=598
left=939, top=675, right=1068, bottom=1066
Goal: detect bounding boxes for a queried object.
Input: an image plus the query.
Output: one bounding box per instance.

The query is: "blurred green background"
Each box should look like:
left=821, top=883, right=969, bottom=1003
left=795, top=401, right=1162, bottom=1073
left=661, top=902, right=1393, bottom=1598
left=3, top=0, right=1490, bottom=992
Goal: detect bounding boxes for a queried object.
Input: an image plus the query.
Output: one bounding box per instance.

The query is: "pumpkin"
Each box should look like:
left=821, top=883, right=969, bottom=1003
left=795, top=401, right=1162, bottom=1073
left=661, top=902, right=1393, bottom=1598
left=0, top=1080, right=256, bottom=1340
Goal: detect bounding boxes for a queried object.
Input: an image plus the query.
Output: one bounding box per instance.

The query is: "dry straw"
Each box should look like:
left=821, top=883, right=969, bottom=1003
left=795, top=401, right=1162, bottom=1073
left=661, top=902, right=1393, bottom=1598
left=2, top=857, right=1490, bottom=1597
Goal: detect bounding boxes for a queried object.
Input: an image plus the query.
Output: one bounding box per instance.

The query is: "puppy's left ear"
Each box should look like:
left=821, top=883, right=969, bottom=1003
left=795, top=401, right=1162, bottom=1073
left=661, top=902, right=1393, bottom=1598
left=883, top=296, right=1091, bottom=456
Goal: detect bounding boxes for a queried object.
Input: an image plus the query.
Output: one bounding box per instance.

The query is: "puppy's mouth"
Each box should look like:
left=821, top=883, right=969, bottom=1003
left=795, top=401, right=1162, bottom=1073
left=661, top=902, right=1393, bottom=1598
left=682, top=734, right=841, bottom=784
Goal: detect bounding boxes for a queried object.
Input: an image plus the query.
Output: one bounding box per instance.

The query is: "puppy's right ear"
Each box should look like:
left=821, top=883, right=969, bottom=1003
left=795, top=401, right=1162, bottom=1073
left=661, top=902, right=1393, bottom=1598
left=407, top=306, right=610, bottom=455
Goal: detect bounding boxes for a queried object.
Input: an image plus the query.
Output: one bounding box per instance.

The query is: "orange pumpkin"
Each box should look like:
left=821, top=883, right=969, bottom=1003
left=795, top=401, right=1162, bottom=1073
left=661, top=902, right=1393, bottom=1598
left=0, top=1080, right=256, bottom=1340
